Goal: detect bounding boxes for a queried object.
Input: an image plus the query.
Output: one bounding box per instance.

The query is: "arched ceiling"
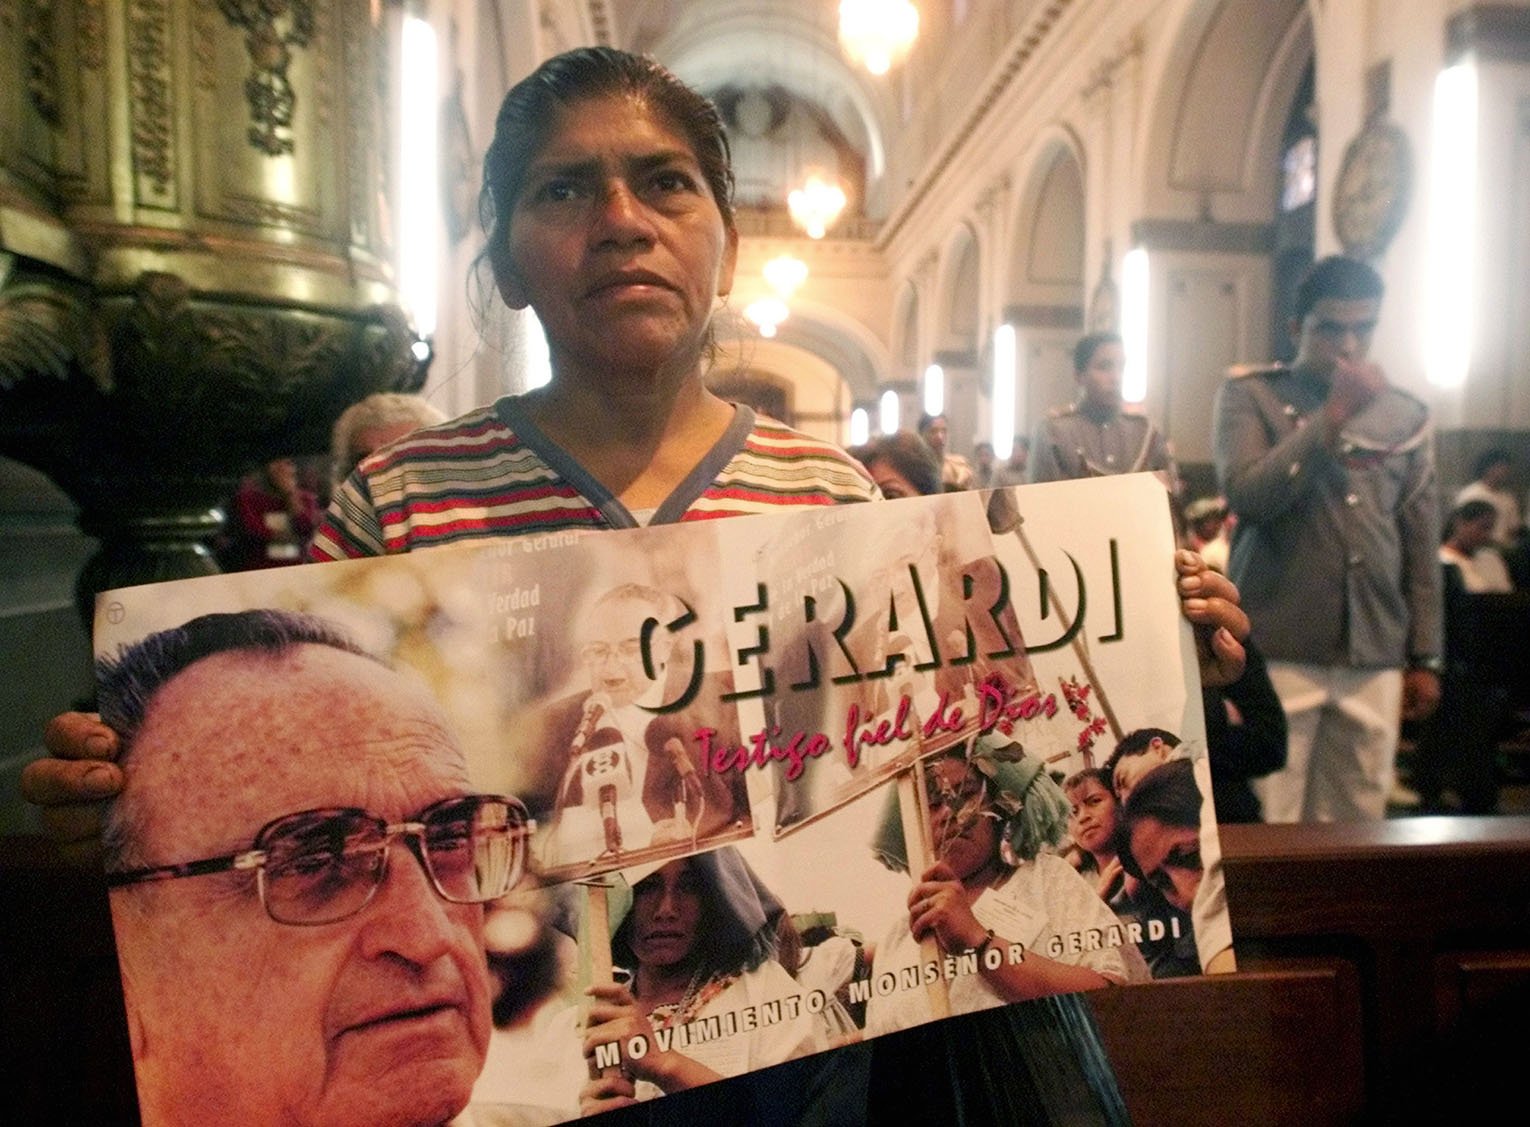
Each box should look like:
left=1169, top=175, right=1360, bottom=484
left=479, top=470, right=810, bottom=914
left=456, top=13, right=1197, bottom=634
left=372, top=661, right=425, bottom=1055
left=1142, top=0, right=1311, bottom=221
left=716, top=301, right=889, bottom=402
left=588, top=1, right=892, bottom=204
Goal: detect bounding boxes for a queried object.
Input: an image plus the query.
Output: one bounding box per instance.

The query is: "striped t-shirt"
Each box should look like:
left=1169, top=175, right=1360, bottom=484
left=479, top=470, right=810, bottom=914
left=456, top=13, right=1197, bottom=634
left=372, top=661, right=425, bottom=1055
left=309, top=397, right=878, bottom=559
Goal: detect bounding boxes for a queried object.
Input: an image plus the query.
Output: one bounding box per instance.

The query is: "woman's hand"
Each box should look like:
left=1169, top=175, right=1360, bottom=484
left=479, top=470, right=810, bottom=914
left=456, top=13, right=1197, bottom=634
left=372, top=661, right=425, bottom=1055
left=582, top=981, right=660, bottom=1076
left=908, top=861, right=989, bottom=952
left=582, top=982, right=723, bottom=1095
left=1175, top=550, right=1248, bottom=688
left=20, top=713, right=124, bottom=864
left=579, top=1072, right=639, bottom=1116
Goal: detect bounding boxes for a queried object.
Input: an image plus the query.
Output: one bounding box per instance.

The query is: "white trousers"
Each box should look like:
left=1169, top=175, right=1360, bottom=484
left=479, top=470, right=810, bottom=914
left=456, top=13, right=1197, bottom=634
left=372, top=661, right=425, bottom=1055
left=1256, top=663, right=1404, bottom=822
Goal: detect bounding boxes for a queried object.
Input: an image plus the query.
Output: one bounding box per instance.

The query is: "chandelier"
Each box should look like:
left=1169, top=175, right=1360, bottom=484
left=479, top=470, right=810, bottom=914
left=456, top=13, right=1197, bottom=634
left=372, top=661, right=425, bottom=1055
left=763, top=254, right=809, bottom=298
left=744, top=297, right=791, bottom=338
left=787, top=173, right=848, bottom=239
left=838, top=0, right=920, bottom=76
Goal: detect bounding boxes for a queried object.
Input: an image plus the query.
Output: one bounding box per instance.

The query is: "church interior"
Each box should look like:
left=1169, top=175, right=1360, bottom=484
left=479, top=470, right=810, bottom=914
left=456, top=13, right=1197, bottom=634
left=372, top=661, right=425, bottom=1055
left=3, top=1, right=1530, bottom=1122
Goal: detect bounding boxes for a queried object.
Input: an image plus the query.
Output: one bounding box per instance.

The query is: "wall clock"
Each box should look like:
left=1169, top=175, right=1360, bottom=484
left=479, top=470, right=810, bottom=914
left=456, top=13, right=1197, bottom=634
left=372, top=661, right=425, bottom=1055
left=1333, top=119, right=1412, bottom=260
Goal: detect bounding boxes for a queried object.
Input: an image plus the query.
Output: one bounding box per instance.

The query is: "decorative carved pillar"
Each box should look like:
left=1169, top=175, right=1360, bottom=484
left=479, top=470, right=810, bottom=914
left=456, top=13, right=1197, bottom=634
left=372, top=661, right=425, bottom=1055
left=1078, top=29, right=1144, bottom=332
left=0, top=0, right=423, bottom=609
left=912, top=250, right=939, bottom=369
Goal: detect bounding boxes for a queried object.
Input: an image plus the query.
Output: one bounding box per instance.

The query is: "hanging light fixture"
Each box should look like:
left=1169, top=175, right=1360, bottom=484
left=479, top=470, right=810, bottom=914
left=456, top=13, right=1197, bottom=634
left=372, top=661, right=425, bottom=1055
left=763, top=254, right=809, bottom=298
left=744, top=297, right=791, bottom=338
left=787, top=173, right=847, bottom=239
left=839, top=0, right=920, bottom=76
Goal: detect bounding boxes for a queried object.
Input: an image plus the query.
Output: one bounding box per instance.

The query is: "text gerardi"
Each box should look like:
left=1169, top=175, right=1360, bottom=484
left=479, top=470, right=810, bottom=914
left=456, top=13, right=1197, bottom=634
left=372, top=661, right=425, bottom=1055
left=621, top=547, right=1129, bottom=777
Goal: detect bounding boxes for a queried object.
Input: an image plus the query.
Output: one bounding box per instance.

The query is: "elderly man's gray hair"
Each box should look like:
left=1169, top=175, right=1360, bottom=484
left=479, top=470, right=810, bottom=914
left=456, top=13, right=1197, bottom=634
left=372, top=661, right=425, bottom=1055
left=98, top=609, right=379, bottom=870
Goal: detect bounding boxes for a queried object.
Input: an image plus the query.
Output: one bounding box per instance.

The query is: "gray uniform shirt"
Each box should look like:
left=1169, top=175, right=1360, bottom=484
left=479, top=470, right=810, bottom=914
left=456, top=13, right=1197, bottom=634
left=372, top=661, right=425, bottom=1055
left=1030, top=403, right=1174, bottom=483
left=1212, top=364, right=1442, bottom=669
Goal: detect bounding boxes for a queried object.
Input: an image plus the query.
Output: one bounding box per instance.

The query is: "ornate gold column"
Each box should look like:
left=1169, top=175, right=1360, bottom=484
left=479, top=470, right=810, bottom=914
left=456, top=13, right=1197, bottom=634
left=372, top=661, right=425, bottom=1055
left=0, top=0, right=421, bottom=604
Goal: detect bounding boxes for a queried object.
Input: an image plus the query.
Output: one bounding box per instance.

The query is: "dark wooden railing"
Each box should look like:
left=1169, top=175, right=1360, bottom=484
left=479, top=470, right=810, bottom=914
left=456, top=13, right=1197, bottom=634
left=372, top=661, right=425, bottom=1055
left=6, top=817, right=1529, bottom=1124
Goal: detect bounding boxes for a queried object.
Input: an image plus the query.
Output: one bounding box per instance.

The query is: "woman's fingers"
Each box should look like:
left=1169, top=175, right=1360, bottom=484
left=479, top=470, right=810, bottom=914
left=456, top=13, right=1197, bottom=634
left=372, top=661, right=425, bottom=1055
left=23, top=714, right=122, bottom=864
left=1175, top=550, right=1249, bottom=687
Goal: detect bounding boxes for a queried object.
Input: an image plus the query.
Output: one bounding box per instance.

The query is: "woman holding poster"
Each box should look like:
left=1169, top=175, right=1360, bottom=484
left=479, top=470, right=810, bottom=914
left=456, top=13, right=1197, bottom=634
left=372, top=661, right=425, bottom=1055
left=28, top=42, right=1249, bottom=1127
left=579, top=848, right=825, bottom=1113
left=865, top=739, right=1146, bottom=1036
left=30, top=47, right=1246, bottom=913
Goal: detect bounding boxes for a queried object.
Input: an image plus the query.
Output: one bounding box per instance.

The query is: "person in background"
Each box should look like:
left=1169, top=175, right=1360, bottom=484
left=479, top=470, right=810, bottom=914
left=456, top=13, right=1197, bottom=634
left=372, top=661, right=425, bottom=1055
left=972, top=441, right=996, bottom=490
left=1213, top=255, right=1441, bottom=822
left=1439, top=499, right=1513, bottom=594
left=991, top=436, right=1031, bottom=489
left=1185, top=496, right=1230, bottom=573
left=1455, top=448, right=1522, bottom=553
left=217, top=457, right=320, bottom=570
left=1031, top=331, right=1176, bottom=486
left=917, top=413, right=974, bottom=491
left=859, top=431, right=942, bottom=499
left=1412, top=500, right=1516, bottom=814
left=330, top=392, right=448, bottom=485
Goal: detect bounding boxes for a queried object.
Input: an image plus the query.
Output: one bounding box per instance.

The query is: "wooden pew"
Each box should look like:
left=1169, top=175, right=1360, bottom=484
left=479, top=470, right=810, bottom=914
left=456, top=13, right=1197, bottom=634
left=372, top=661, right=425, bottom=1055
left=6, top=818, right=1529, bottom=1124
left=1090, top=817, right=1530, bottom=1124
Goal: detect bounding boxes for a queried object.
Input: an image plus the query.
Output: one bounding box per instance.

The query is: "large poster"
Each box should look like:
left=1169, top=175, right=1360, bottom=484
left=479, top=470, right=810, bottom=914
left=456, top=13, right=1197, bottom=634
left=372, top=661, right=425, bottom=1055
left=93, top=475, right=1233, bottom=1126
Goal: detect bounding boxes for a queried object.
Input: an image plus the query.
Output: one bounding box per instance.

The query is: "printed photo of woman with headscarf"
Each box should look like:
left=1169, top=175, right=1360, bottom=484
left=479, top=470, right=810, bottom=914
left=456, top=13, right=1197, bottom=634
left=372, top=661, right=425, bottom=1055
left=864, top=737, right=1148, bottom=1036
left=579, top=847, right=828, bottom=1114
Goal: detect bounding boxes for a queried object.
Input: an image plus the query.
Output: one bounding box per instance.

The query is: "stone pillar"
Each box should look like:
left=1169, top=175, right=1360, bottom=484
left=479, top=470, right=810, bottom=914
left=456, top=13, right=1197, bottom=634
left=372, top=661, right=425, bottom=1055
left=0, top=0, right=422, bottom=609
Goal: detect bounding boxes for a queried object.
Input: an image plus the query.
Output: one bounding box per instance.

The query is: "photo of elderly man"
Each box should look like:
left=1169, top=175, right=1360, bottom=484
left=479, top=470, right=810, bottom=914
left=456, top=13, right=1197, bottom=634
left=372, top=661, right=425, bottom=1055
left=534, top=582, right=749, bottom=872
left=97, top=610, right=536, bottom=1127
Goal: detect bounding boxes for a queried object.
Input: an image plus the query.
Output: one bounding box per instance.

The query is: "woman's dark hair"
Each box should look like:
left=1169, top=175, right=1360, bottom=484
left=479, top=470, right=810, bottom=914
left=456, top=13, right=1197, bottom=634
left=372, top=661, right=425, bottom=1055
left=863, top=430, right=942, bottom=497
left=479, top=47, right=735, bottom=297
left=1119, top=757, right=1201, bottom=830
left=1062, top=766, right=1115, bottom=800
left=1073, top=331, right=1122, bottom=375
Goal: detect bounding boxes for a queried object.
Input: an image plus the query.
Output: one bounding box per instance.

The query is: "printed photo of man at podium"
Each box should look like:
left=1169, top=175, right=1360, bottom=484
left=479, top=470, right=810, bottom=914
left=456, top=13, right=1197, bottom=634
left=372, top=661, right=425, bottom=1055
left=525, top=582, right=751, bottom=876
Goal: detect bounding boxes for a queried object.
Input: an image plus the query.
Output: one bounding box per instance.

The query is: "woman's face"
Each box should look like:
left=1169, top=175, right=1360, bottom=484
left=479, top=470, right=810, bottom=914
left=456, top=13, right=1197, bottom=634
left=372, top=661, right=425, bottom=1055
left=498, top=96, right=738, bottom=384
left=866, top=457, right=921, bottom=500
left=1067, top=777, right=1118, bottom=855
left=630, top=860, right=703, bottom=968
left=1127, top=816, right=1202, bottom=913
left=927, top=758, right=1000, bottom=883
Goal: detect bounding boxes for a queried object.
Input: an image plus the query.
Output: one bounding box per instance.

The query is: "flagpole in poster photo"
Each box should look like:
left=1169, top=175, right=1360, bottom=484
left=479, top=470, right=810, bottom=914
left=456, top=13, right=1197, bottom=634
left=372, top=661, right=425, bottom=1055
left=90, top=474, right=1233, bottom=1126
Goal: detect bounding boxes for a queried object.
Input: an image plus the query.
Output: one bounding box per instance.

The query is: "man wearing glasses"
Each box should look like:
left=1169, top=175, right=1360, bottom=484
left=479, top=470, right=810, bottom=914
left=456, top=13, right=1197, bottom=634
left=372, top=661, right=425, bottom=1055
left=1213, top=255, right=1441, bottom=822
left=97, top=610, right=533, bottom=1127
left=533, top=583, right=746, bottom=868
